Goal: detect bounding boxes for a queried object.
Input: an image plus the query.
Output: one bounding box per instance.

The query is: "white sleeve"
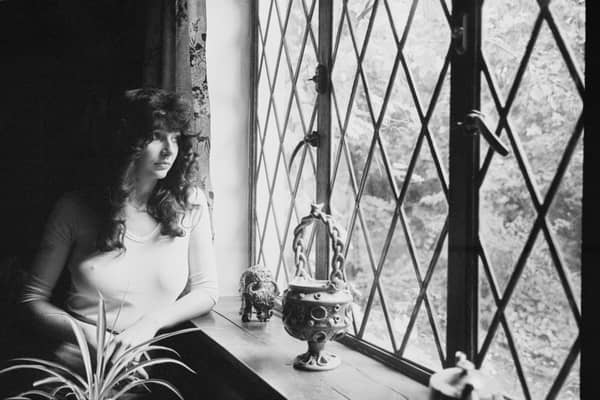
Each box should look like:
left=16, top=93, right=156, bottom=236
left=186, top=188, right=219, bottom=304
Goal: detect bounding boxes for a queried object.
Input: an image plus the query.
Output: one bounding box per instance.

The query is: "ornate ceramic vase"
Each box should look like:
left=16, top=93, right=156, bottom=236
left=282, top=204, right=353, bottom=371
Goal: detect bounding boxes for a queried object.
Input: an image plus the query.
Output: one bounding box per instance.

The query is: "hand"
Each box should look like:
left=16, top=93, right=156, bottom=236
left=107, top=316, right=161, bottom=364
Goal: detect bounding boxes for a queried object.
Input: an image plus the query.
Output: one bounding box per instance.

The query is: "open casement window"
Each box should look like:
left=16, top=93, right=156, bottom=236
left=250, top=0, right=583, bottom=399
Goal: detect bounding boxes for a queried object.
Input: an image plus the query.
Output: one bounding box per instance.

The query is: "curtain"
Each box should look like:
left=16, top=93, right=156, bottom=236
left=142, top=0, right=214, bottom=225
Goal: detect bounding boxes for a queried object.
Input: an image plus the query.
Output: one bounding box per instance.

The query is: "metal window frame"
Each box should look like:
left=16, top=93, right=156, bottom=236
left=249, top=0, right=585, bottom=393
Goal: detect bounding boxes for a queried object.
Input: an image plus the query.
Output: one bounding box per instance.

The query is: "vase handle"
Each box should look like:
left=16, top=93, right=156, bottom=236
left=292, top=204, right=346, bottom=286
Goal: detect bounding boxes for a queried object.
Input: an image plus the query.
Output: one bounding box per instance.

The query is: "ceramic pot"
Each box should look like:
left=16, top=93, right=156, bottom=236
left=282, top=204, right=353, bottom=371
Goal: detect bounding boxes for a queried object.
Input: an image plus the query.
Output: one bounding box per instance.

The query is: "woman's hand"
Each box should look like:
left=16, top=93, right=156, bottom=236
left=107, top=316, right=162, bottom=363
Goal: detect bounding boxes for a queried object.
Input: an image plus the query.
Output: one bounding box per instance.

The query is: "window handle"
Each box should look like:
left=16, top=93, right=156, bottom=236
left=289, top=131, right=320, bottom=170
left=460, top=110, right=509, bottom=156
left=307, top=64, right=329, bottom=94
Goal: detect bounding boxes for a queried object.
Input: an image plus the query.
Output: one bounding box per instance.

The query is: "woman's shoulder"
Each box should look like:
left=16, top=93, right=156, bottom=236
left=51, top=190, right=97, bottom=221
left=186, top=186, right=209, bottom=207
left=182, top=187, right=209, bottom=230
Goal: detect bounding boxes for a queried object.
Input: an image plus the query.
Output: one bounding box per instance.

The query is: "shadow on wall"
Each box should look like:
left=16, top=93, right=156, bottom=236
left=0, top=0, right=145, bottom=365
left=0, top=0, right=146, bottom=258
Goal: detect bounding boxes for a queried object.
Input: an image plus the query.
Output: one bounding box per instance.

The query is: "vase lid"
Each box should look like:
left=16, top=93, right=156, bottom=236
left=288, top=278, right=330, bottom=291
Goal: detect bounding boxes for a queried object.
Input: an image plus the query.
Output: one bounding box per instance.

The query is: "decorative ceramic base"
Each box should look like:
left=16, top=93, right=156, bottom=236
left=293, top=341, right=341, bottom=371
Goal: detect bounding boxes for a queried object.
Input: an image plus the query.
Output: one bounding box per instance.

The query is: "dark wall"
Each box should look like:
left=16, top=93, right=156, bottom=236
left=0, top=1, right=148, bottom=367
left=0, top=0, right=146, bottom=259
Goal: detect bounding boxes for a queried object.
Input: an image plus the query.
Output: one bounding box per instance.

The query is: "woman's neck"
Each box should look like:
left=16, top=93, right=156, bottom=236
left=130, top=176, right=157, bottom=207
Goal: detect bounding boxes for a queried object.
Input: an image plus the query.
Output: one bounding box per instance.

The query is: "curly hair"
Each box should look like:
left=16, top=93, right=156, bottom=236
left=91, top=87, right=202, bottom=252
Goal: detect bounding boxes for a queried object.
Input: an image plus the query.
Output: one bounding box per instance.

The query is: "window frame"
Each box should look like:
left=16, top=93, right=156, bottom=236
left=248, top=0, right=585, bottom=393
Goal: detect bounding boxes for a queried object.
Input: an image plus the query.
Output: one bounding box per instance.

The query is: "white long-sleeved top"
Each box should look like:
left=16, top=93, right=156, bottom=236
left=21, top=190, right=219, bottom=333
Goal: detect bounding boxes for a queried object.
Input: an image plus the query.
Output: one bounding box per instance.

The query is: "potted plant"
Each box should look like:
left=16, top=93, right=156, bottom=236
left=0, top=298, right=200, bottom=400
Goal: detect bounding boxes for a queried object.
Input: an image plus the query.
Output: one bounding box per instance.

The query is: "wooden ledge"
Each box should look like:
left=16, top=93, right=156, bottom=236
left=191, top=296, right=433, bottom=400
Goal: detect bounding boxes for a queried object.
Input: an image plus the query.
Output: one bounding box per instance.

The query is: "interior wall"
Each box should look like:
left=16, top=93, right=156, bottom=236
left=206, top=0, right=252, bottom=296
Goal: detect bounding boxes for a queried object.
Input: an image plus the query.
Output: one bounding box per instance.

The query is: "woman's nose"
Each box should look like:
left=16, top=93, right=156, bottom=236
left=161, top=140, right=175, bottom=156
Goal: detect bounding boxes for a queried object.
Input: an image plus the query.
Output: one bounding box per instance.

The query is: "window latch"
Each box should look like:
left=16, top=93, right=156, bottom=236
left=459, top=110, right=510, bottom=156
left=308, top=64, right=329, bottom=94
left=452, top=13, right=468, bottom=55
left=289, top=131, right=320, bottom=170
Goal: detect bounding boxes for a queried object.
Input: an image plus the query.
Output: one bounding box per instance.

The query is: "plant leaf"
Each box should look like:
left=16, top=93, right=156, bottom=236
left=101, top=358, right=195, bottom=396
left=106, top=327, right=201, bottom=385
left=110, top=378, right=185, bottom=400
left=112, top=327, right=202, bottom=367
left=14, top=390, right=54, bottom=399
left=96, top=295, right=107, bottom=384
left=141, top=345, right=182, bottom=359
left=63, top=315, right=94, bottom=387
left=34, top=376, right=63, bottom=386
left=103, top=344, right=180, bottom=385
left=10, top=357, right=87, bottom=387
left=0, top=364, right=86, bottom=399
left=52, top=384, right=74, bottom=396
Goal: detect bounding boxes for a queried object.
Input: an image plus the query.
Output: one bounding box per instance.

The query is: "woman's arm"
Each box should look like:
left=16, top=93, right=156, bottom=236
left=20, top=194, right=100, bottom=348
left=148, top=188, right=219, bottom=327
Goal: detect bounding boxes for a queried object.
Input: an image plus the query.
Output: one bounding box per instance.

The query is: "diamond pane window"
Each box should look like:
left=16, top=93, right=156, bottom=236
left=251, top=0, right=584, bottom=396
left=329, top=0, right=451, bottom=372
left=478, top=0, right=583, bottom=398
left=254, top=0, right=319, bottom=286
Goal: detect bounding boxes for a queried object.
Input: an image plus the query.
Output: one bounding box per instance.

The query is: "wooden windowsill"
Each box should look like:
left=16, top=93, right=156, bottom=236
left=191, top=296, right=433, bottom=400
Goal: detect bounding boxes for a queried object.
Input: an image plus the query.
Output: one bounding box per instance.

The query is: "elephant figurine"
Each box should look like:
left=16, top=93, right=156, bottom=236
left=239, top=264, right=279, bottom=322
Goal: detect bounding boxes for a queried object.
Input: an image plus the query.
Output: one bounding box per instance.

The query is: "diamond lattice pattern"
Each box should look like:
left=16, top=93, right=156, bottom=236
left=330, top=0, right=452, bottom=369
left=255, top=0, right=320, bottom=287
left=478, top=0, right=583, bottom=398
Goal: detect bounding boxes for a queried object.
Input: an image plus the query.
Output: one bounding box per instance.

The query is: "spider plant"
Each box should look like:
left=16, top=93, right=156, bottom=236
left=0, top=298, right=201, bottom=400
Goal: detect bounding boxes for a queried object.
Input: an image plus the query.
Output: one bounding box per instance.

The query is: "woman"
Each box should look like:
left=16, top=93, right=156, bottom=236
left=19, top=88, right=218, bottom=377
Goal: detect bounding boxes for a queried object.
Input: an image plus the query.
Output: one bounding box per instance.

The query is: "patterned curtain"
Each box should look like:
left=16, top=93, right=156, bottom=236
left=141, top=0, right=213, bottom=227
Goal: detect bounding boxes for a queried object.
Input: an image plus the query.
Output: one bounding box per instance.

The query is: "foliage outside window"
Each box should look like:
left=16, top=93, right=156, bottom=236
left=251, top=1, right=583, bottom=399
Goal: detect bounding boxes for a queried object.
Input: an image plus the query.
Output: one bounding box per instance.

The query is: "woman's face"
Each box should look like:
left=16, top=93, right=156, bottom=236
left=136, top=129, right=180, bottom=180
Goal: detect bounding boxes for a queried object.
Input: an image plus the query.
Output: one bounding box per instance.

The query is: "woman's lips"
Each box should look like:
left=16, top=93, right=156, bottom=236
left=155, top=162, right=171, bottom=169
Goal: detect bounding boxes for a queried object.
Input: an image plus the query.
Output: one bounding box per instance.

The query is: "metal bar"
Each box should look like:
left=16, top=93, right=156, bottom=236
left=422, top=54, right=452, bottom=199
left=381, top=0, right=401, bottom=48
left=398, top=218, right=449, bottom=356
left=546, top=335, right=580, bottom=399
left=439, top=0, right=452, bottom=26
left=447, top=0, right=481, bottom=366
left=478, top=13, right=583, bottom=361
left=398, top=0, right=420, bottom=51
left=357, top=45, right=451, bottom=355
left=249, top=0, right=259, bottom=266
left=538, top=3, right=584, bottom=99
left=400, top=208, right=447, bottom=364
left=354, top=203, right=398, bottom=351
left=476, top=116, right=578, bottom=360
left=337, top=334, right=432, bottom=386
left=256, top=0, right=296, bottom=280
left=538, top=115, right=584, bottom=324
left=332, top=115, right=395, bottom=343
left=269, top=0, right=319, bottom=278
left=256, top=1, right=275, bottom=88
left=477, top=54, right=506, bottom=188
left=315, top=0, right=333, bottom=280
left=275, top=105, right=319, bottom=283
left=253, top=17, right=280, bottom=258
left=479, top=240, right=532, bottom=399
left=302, top=0, right=320, bottom=61
left=351, top=0, right=381, bottom=127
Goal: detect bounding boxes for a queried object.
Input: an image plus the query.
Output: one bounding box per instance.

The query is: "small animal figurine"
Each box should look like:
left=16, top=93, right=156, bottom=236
left=239, top=264, right=279, bottom=322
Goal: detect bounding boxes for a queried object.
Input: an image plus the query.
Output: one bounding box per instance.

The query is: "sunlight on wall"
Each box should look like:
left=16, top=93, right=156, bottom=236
left=206, top=0, right=251, bottom=296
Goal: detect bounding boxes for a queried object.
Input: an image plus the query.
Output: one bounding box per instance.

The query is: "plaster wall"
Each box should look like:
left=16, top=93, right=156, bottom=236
left=206, top=1, right=252, bottom=296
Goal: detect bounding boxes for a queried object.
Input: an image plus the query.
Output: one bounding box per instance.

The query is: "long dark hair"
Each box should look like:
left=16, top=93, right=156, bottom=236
left=91, top=87, right=202, bottom=252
